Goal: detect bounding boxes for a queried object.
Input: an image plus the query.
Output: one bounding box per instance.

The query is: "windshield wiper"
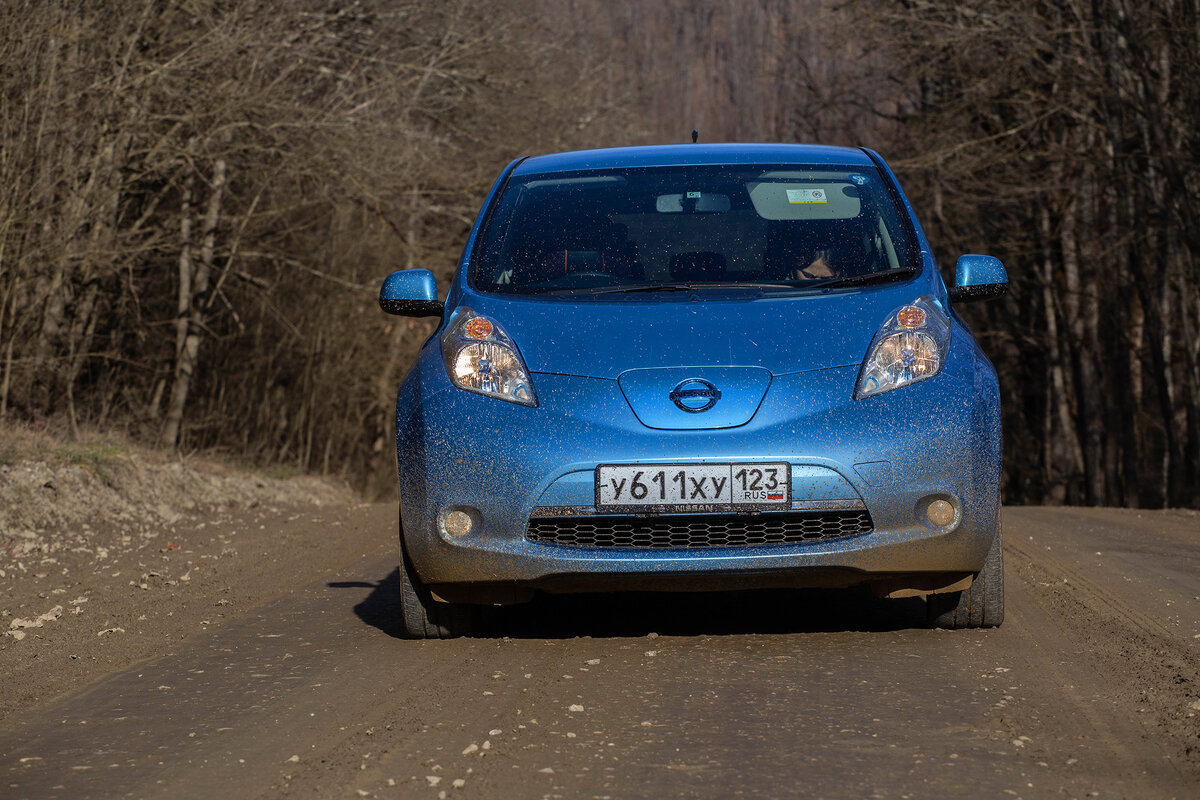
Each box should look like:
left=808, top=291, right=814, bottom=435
left=799, top=270, right=915, bottom=290
left=562, top=281, right=801, bottom=296
left=592, top=283, right=700, bottom=295
left=541, top=273, right=911, bottom=297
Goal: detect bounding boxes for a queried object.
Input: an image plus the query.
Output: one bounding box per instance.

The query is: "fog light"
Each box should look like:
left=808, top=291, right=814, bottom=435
left=927, top=499, right=956, bottom=527
left=442, top=510, right=473, bottom=538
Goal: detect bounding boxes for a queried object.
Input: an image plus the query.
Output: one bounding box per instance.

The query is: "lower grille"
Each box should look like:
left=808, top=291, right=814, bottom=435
left=525, top=510, right=872, bottom=549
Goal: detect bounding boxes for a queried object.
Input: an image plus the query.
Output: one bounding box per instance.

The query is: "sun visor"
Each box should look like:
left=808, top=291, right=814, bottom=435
left=747, top=181, right=861, bottom=220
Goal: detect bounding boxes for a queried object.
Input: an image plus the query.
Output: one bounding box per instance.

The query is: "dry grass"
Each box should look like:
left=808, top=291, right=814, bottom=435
left=2, top=420, right=119, bottom=465
left=0, top=418, right=258, bottom=480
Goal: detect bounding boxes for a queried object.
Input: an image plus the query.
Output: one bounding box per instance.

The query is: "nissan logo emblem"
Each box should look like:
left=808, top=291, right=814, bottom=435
left=669, top=378, right=721, bottom=413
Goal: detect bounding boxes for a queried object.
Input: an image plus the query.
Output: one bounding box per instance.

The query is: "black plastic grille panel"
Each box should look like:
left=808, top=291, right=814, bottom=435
left=525, top=511, right=872, bottom=549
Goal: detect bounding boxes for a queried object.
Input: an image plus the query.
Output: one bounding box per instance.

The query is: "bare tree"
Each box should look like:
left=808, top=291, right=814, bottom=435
left=0, top=0, right=636, bottom=491
left=844, top=0, right=1200, bottom=507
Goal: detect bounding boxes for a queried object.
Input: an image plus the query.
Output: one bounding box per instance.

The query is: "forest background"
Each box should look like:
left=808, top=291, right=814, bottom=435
left=1, top=0, right=1196, bottom=506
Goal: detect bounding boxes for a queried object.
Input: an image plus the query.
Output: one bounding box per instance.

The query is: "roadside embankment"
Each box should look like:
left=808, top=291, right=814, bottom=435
left=0, top=425, right=367, bottom=719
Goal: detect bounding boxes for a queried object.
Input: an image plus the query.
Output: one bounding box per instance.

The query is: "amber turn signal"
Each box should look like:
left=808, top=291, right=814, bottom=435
left=464, top=317, right=494, bottom=339
left=897, top=306, right=926, bottom=328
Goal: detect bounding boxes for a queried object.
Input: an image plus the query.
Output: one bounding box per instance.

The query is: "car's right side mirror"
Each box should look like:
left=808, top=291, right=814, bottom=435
left=378, top=268, right=443, bottom=317
left=948, top=254, right=1008, bottom=303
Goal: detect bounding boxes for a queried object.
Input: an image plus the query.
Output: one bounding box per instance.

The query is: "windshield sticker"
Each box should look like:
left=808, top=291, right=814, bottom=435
left=786, top=188, right=827, bottom=204
left=686, top=191, right=701, bottom=198
left=848, top=174, right=870, bottom=185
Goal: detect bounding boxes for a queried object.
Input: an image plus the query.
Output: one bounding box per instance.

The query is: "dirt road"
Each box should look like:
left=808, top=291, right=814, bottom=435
left=1, top=505, right=1198, bottom=799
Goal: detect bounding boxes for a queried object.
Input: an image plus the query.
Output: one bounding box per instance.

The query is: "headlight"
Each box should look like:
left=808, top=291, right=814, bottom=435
left=854, top=295, right=951, bottom=400
left=440, top=307, right=537, bottom=406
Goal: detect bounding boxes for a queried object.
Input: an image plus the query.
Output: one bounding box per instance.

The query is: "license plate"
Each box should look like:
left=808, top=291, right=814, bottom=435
left=595, top=463, right=791, bottom=513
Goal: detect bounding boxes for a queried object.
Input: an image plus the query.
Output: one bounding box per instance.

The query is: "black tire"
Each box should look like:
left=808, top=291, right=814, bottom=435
left=926, top=527, right=1004, bottom=629
left=398, top=522, right=473, bottom=639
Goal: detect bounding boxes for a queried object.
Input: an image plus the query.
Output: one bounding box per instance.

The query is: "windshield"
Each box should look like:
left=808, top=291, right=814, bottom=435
left=469, top=164, right=918, bottom=297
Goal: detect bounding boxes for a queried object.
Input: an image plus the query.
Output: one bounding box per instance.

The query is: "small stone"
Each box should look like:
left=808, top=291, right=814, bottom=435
left=489, top=729, right=502, bottom=736
left=426, top=776, right=441, bottom=786
left=538, top=767, right=555, bottom=774
left=586, top=659, right=600, bottom=665
left=452, top=779, right=465, bottom=788
left=462, top=744, right=478, bottom=755
left=286, top=755, right=300, bottom=763
left=647, top=632, right=659, bottom=638
left=568, top=704, right=584, bottom=713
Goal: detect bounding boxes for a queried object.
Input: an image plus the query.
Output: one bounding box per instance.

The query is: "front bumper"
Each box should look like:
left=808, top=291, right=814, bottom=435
left=394, top=337, right=1000, bottom=600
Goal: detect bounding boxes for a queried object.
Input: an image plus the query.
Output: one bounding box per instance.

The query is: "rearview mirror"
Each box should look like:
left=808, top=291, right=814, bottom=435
left=948, top=255, right=1008, bottom=303
left=655, top=192, right=731, bottom=213
left=378, top=269, right=442, bottom=317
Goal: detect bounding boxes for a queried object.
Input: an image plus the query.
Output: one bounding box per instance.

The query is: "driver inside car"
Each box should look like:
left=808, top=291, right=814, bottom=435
left=794, top=248, right=836, bottom=279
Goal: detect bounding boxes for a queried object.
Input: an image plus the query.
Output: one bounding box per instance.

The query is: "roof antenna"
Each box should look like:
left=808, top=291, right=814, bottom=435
left=691, top=129, right=699, bottom=143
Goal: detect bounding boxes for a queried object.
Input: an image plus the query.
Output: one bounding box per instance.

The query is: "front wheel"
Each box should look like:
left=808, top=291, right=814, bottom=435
left=926, top=528, right=1004, bottom=629
left=398, top=521, right=474, bottom=639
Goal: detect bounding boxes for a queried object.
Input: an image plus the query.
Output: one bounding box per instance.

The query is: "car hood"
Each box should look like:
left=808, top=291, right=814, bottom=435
left=461, top=284, right=922, bottom=380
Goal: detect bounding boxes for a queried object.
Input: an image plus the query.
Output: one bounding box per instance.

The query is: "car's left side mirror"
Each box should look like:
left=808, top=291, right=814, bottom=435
left=378, top=269, right=443, bottom=317
left=948, top=254, right=1008, bottom=303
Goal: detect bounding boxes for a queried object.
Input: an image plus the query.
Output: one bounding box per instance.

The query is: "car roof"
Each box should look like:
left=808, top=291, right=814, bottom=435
left=512, top=143, right=876, bottom=176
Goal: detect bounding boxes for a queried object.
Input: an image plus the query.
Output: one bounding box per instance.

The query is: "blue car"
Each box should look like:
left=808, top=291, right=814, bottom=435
left=379, top=144, right=1008, bottom=638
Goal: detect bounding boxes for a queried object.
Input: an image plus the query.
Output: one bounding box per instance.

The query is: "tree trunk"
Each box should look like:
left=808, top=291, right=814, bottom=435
left=1040, top=206, right=1084, bottom=502
left=1157, top=240, right=1176, bottom=505
left=162, top=157, right=226, bottom=450
left=1124, top=271, right=1145, bottom=507
left=1075, top=160, right=1107, bottom=504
